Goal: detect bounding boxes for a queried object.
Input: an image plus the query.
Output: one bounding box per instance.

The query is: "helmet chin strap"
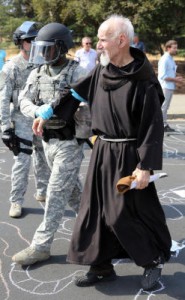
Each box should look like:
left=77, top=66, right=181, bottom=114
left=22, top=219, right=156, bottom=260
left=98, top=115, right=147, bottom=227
left=51, top=54, right=66, bottom=66
left=50, top=44, right=67, bottom=66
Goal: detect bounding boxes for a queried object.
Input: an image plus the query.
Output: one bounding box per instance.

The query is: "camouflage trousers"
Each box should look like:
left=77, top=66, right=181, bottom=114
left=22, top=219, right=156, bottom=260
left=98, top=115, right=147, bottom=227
left=10, top=112, right=33, bottom=204
left=10, top=152, right=31, bottom=204
left=32, top=135, right=50, bottom=198
left=31, top=138, right=84, bottom=251
left=10, top=148, right=49, bottom=204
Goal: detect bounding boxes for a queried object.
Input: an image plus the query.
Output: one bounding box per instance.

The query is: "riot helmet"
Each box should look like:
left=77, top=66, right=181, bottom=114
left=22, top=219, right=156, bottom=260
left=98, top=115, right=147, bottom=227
left=29, top=23, right=74, bottom=65
left=13, top=21, right=40, bottom=46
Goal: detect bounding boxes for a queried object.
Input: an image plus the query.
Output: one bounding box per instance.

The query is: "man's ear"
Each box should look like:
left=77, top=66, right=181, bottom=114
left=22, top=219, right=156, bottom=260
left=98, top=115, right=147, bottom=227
left=119, top=34, right=127, bottom=48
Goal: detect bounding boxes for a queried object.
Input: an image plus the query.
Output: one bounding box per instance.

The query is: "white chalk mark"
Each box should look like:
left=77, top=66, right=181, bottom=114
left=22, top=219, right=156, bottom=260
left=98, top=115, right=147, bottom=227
left=134, top=281, right=165, bottom=299
left=0, top=259, right=10, bottom=300
left=9, top=263, right=85, bottom=295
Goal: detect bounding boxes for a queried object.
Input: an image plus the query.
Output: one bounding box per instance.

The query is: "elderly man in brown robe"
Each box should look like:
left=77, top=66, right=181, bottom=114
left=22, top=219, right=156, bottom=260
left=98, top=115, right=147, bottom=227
left=32, top=14, right=171, bottom=291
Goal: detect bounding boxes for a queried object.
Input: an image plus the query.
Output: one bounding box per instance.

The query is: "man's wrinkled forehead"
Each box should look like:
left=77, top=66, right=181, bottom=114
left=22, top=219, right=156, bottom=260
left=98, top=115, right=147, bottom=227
left=98, top=21, right=115, bottom=39
left=97, top=29, right=114, bottom=40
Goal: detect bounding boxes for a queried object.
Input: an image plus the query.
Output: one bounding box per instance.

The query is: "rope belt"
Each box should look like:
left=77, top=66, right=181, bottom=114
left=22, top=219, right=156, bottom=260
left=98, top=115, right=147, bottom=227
left=99, top=135, right=137, bottom=142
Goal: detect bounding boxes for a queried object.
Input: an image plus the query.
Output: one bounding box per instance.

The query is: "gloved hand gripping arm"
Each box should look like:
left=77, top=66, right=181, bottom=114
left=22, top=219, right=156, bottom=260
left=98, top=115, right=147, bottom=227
left=33, top=87, right=87, bottom=135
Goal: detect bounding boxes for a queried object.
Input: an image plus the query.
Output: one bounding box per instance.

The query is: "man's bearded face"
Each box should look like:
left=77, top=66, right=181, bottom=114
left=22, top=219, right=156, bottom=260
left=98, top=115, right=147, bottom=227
left=99, top=51, right=110, bottom=66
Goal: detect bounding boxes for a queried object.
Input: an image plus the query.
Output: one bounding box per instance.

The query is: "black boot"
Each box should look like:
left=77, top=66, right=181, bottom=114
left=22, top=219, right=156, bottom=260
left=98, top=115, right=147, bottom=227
left=74, top=261, right=117, bottom=287
left=141, top=255, right=165, bottom=290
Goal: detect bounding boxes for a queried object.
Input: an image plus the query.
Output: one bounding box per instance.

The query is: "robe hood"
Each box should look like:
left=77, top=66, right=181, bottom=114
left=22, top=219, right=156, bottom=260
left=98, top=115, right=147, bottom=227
left=100, top=47, right=158, bottom=91
left=71, top=46, right=164, bottom=106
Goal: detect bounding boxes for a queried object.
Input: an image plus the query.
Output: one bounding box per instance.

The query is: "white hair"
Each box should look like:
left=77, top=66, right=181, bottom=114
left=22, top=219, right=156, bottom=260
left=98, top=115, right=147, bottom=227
left=98, top=14, right=134, bottom=43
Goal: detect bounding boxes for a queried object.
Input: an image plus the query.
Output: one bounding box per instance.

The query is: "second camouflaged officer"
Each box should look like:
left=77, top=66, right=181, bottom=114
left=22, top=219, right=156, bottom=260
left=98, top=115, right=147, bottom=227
left=12, top=22, right=91, bottom=265
left=0, top=21, right=50, bottom=218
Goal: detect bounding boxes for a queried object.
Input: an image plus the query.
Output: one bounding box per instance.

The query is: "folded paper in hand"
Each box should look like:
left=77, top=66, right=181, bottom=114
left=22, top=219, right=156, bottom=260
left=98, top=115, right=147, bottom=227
left=116, top=173, right=167, bottom=194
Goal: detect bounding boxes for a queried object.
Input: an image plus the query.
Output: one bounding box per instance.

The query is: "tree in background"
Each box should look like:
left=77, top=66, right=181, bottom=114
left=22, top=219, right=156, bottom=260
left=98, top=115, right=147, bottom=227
left=1, top=0, right=185, bottom=55
left=32, top=0, right=64, bottom=23
left=127, top=0, right=185, bottom=54
left=0, top=0, right=34, bottom=40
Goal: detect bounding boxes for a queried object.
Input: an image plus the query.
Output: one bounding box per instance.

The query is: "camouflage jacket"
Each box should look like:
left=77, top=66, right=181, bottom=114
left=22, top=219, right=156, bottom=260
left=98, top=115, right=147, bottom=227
left=0, top=53, right=34, bottom=132
left=19, top=59, right=92, bottom=139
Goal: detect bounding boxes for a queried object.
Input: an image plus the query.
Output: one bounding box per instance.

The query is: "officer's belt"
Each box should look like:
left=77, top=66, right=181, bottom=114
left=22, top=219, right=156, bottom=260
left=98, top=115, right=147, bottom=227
left=44, top=118, right=66, bottom=130
left=43, top=126, right=74, bottom=142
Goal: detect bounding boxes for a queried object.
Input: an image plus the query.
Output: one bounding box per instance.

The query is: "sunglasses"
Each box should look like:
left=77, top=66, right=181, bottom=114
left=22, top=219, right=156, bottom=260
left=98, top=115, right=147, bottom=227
left=85, top=42, right=92, bottom=45
left=24, top=38, right=34, bottom=43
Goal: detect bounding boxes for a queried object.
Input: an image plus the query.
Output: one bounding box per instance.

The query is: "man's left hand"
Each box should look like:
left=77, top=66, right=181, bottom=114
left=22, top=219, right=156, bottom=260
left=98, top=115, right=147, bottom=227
left=132, top=168, right=150, bottom=190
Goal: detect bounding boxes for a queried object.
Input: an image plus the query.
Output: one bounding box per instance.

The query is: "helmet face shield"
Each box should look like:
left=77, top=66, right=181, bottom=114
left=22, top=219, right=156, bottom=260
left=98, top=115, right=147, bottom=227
left=29, top=41, right=60, bottom=65
left=13, top=21, right=40, bottom=46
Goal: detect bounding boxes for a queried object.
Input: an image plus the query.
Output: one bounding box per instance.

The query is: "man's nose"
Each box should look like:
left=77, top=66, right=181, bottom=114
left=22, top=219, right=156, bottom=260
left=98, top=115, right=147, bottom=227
left=97, top=41, right=102, bottom=50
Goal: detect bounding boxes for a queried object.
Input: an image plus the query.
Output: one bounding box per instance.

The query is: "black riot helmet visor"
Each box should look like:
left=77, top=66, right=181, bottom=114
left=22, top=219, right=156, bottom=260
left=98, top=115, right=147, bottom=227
left=29, top=41, right=61, bottom=65
left=13, top=21, right=40, bottom=46
left=29, top=22, right=74, bottom=65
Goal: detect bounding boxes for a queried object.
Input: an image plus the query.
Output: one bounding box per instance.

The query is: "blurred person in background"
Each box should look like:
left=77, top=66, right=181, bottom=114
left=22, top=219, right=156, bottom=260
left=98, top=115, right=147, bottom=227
left=158, top=40, right=183, bottom=132
left=131, top=33, right=146, bottom=53
left=75, top=36, right=98, bottom=73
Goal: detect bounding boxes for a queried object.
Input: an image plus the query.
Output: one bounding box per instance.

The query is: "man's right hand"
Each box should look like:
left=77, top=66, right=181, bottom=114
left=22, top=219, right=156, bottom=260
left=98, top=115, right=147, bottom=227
left=32, top=117, right=46, bottom=136
left=175, top=76, right=183, bottom=83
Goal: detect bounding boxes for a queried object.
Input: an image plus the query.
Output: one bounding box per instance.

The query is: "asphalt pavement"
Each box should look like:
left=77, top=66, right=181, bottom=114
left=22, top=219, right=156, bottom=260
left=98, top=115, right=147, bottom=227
left=167, top=94, right=185, bottom=119
left=0, top=105, right=185, bottom=300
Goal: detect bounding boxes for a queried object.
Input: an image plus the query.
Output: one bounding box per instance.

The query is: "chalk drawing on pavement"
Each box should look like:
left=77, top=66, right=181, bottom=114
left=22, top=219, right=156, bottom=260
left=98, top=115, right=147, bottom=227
left=0, top=129, right=185, bottom=299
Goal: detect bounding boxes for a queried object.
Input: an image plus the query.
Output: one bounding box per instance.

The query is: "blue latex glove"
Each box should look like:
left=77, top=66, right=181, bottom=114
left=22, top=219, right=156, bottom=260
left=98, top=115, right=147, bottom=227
left=70, top=89, right=86, bottom=102
left=35, top=104, right=53, bottom=120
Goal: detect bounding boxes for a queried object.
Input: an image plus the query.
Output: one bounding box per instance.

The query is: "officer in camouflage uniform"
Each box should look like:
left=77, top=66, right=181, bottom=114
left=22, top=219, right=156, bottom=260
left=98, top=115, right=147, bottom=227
left=0, top=21, right=50, bottom=218
left=12, top=22, right=91, bottom=265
